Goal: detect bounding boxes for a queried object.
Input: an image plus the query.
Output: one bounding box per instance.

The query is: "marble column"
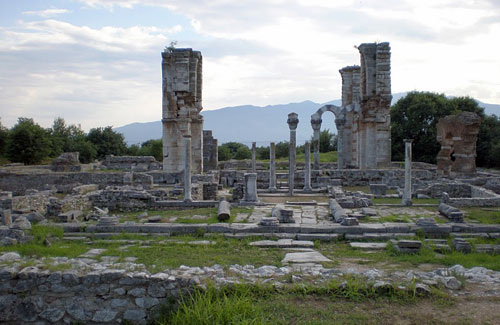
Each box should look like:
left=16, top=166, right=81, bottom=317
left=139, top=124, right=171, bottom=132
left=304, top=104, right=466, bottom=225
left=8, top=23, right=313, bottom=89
left=251, top=142, right=256, bottom=172
left=311, top=117, right=322, bottom=170
left=287, top=113, right=299, bottom=196
left=183, top=135, right=192, bottom=202
left=403, top=139, right=413, bottom=206
left=243, top=173, right=259, bottom=203
left=303, top=141, right=312, bottom=192
left=269, top=142, right=277, bottom=192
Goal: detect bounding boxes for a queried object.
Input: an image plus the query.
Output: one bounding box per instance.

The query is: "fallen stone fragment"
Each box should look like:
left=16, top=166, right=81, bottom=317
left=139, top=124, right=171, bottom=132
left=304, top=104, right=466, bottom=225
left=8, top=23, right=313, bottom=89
left=282, top=251, right=331, bottom=264
left=350, top=242, right=387, bottom=250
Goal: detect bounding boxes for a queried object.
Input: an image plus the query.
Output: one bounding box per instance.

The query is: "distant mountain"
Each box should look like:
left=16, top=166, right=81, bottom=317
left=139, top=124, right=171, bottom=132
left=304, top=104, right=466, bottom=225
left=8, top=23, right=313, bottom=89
left=114, top=92, right=500, bottom=146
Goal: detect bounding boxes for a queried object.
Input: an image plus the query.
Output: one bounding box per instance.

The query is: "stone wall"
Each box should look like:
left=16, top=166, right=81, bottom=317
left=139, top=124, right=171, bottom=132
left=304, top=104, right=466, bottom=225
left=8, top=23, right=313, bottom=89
left=161, top=48, right=203, bottom=174
left=102, top=155, right=160, bottom=171
left=0, top=267, right=194, bottom=324
left=0, top=171, right=153, bottom=196
left=436, top=111, right=481, bottom=176
left=202, top=130, right=218, bottom=172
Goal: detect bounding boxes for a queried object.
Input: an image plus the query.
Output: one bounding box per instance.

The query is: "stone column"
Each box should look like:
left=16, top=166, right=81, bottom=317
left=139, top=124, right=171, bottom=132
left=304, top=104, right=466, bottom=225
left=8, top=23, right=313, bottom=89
left=269, top=142, right=277, bottom=192
left=311, top=117, right=321, bottom=170
left=303, top=141, right=312, bottom=192
left=251, top=142, right=256, bottom=172
left=287, top=113, right=299, bottom=196
left=335, top=118, right=345, bottom=170
left=243, top=173, right=259, bottom=203
left=183, top=135, right=192, bottom=202
left=403, top=139, right=413, bottom=206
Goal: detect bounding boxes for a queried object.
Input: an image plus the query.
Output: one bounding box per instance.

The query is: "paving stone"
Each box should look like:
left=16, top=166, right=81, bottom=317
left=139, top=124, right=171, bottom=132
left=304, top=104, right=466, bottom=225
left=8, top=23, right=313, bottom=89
left=350, top=242, right=387, bottom=250
left=79, top=249, right=106, bottom=258
left=282, top=251, right=331, bottom=263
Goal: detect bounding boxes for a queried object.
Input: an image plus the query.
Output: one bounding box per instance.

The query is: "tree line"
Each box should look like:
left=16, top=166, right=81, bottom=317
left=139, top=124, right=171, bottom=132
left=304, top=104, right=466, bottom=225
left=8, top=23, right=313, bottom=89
left=2, top=92, right=499, bottom=168
left=0, top=117, right=161, bottom=164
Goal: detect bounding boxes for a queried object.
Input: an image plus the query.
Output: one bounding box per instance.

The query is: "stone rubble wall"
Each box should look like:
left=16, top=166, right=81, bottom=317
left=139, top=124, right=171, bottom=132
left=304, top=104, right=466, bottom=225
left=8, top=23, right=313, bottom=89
left=0, top=267, right=195, bottom=324
left=0, top=171, right=154, bottom=196
left=102, top=155, right=160, bottom=171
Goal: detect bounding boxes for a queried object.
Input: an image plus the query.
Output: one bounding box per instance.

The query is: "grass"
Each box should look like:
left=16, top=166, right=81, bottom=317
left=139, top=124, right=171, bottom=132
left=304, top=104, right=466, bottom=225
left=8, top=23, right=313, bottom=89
left=271, top=151, right=338, bottom=163
left=342, top=186, right=398, bottom=195
left=462, top=207, right=500, bottom=224
left=155, top=281, right=451, bottom=325
left=372, top=197, right=440, bottom=205
left=117, top=207, right=254, bottom=224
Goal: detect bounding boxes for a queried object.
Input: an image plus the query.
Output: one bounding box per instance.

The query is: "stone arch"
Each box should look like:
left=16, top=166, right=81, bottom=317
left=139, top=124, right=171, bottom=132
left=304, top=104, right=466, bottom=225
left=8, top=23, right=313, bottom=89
left=310, top=104, right=345, bottom=170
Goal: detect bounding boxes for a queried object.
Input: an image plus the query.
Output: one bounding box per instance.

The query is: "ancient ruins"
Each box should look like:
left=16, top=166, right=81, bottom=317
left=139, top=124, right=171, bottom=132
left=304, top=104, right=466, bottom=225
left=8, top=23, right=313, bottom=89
left=1, top=42, right=499, bottom=323
left=436, top=111, right=482, bottom=176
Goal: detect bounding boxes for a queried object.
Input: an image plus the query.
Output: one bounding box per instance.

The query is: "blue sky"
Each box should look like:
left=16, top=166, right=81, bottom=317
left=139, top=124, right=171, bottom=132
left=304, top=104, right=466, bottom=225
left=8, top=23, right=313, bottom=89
left=1, top=0, right=499, bottom=130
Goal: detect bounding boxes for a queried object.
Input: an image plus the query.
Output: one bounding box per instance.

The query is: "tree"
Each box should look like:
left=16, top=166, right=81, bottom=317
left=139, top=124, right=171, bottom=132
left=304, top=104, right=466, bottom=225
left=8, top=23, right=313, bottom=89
left=234, top=145, right=251, bottom=160
left=218, top=145, right=231, bottom=161
left=390, top=91, right=485, bottom=164
left=138, top=139, right=163, bottom=161
left=217, top=142, right=249, bottom=161
left=87, top=126, right=127, bottom=159
left=0, top=119, right=8, bottom=157
left=319, top=129, right=337, bottom=153
left=256, top=146, right=270, bottom=160
left=6, top=118, right=51, bottom=164
left=275, top=141, right=289, bottom=159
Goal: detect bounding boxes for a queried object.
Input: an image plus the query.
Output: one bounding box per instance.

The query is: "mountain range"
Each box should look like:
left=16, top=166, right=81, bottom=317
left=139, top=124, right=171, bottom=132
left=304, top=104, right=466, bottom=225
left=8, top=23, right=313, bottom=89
left=114, top=92, right=500, bottom=147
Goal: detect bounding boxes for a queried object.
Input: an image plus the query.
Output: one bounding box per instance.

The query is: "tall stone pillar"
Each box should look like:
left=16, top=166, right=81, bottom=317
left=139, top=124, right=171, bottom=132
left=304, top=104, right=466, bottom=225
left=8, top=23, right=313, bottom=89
left=303, top=141, right=312, bottom=192
left=243, top=173, right=259, bottom=203
left=184, top=135, right=192, bottom=202
left=311, top=117, right=321, bottom=170
left=335, top=119, right=345, bottom=169
left=287, top=113, right=299, bottom=196
left=161, top=48, right=203, bottom=174
left=269, top=142, right=277, bottom=192
left=251, top=142, right=256, bottom=172
left=403, top=139, right=413, bottom=206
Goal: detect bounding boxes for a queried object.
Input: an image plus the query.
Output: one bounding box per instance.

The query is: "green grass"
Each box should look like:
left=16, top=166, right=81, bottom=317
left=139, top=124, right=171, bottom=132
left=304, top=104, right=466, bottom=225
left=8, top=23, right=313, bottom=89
left=341, top=186, right=397, bottom=195
left=272, top=150, right=338, bottom=163
left=462, top=207, right=500, bottom=224
left=117, top=207, right=254, bottom=224
left=372, top=198, right=440, bottom=205
left=156, top=281, right=447, bottom=325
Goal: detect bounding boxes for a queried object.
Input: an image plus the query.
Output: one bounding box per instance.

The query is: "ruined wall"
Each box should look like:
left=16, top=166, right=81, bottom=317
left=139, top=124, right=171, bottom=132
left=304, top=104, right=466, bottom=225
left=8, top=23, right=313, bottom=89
left=0, top=267, right=194, bottom=324
left=161, top=48, right=203, bottom=174
left=436, top=112, right=481, bottom=176
left=339, top=66, right=361, bottom=168
left=102, top=156, right=160, bottom=171
left=202, top=130, right=218, bottom=172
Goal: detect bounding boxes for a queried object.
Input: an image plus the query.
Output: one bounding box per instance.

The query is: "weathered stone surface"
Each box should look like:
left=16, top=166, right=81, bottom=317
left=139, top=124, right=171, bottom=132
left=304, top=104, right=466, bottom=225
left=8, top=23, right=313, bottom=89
left=369, top=184, right=387, bottom=196
left=282, top=251, right=331, bottom=263
left=436, top=112, right=481, bottom=176
left=438, top=203, right=464, bottom=223
left=217, top=199, right=231, bottom=222
left=51, top=152, right=81, bottom=172
left=92, top=309, right=117, bottom=322
left=350, top=242, right=387, bottom=250
left=40, top=308, right=65, bottom=322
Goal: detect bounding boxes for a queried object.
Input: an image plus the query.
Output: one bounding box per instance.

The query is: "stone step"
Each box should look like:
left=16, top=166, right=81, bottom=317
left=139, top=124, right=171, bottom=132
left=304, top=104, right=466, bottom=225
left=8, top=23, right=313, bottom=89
left=249, top=239, right=314, bottom=249
left=282, top=251, right=331, bottom=263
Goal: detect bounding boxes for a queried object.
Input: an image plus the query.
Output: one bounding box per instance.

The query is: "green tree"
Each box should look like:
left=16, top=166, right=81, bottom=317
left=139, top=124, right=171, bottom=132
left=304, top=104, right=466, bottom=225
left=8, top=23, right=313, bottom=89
left=6, top=118, right=51, bottom=164
left=390, top=91, right=485, bottom=164
left=275, top=141, right=289, bottom=158
left=256, top=146, right=270, bottom=160
left=138, top=139, right=163, bottom=161
left=234, top=145, right=251, bottom=160
left=218, top=142, right=249, bottom=161
left=218, top=145, right=231, bottom=161
left=0, top=119, right=8, bottom=157
left=319, top=129, right=337, bottom=153
left=87, top=126, right=127, bottom=159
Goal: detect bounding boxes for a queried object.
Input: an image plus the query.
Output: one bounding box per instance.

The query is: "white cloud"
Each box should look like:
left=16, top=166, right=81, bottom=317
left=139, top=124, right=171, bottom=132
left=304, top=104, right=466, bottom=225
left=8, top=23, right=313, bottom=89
left=22, top=8, right=72, bottom=18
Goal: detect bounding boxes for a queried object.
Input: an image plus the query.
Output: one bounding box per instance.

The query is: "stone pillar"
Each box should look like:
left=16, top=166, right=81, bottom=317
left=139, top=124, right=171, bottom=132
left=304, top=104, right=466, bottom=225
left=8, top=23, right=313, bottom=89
left=311, top=117, right=321, bottom=170
left=335, top=119, right=345, bottom=169
left=251, top=142, right=256, bottom=172
left=184, top=135, right=192, bottom=202
left=243, top=173, right=259, bottom=203
left=303, top=141, right=312, bottom=192
left=403, top=139, right=413, bottom=206
left=287, top=113, right=299, bottom=196
left=269, top=142, right=277, bottom=192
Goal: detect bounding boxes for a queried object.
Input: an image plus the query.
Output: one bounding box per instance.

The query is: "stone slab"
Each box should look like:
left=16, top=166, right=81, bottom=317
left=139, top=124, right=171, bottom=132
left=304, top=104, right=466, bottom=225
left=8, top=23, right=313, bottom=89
left=282, top=251, right=331, bottom=263
left=350, top=242, right=387, bottom=250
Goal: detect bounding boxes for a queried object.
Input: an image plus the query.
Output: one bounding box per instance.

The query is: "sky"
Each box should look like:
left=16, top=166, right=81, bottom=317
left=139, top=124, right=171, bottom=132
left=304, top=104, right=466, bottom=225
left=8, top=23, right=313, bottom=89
left=0, top=0, right=499, bottom=131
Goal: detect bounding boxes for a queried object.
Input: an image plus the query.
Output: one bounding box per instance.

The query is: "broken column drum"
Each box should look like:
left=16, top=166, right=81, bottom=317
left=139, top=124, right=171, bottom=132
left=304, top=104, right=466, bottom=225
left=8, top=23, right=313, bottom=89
left=287, top=113, right=299, bottom=196
left=161, top=48, right=204, bottom=174
left=269, top=142, right=277, bottom=192
left=303, top=141, right=312, bottom=192
left=184, top=135, right=192, bottom=202
left=243, top=173, right=259, bottom=203
left=402, top=139, right=413, bottom=206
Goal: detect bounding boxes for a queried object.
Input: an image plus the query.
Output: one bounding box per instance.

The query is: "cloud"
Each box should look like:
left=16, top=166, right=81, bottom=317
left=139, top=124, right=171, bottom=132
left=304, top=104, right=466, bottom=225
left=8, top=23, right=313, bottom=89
left=22, top=8, right=72, bottom=18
